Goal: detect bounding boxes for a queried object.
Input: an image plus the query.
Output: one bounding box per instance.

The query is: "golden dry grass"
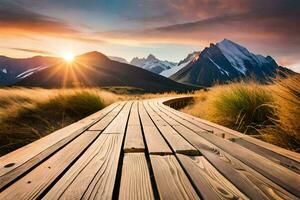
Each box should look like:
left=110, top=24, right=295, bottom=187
left=182, top=75, right=300, bottom=151
left=0, top=88, right=126, bottom=155
left=0, top=87, right=179, bottom=156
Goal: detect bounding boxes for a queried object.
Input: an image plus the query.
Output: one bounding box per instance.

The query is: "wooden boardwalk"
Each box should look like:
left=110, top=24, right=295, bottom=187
left=0, top=96, right=300, bottom=200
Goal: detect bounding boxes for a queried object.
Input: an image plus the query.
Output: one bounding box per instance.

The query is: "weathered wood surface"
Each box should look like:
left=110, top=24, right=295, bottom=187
left=119, top=153, right=154, bottom=200
left=0, top=96, right=299, bottom=200
left=176, top=154, right=248, bottom=200
left=0, top=102, right=120, bottom=190
left=150, top=155, right=200, bottom=200
left=123, top=102, right=145, bottom=152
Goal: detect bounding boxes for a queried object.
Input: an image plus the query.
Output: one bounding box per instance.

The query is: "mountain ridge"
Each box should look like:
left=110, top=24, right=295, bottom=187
left=170, top=39, right=295, bottom=86
left=130, top=54, right=177, bottom=74
left=13, top=51, right=198, bottom=92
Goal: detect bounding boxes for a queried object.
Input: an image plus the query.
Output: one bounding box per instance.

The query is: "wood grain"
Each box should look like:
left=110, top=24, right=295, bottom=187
left=102, top=102, right=132, bottom=134
left=144, top=101, right=199, bottom=155
left=119, top=153, right=154, bottom=200
left=139, top=103, right=172, bottom=155
left=159, top=98, right=300, bottom=163
left=142, top=125, right=172, bottom=155
left=200, top=132, right=300, bottom=197
left=0, top=102, right=119, bottom=190
left=0, top=131, right=100, bottom=200
left=155, top=103, right=298, bottom=200
left=128, top=101, right=140, bottom=126
left=124, top=125, right=145, bottom=152
left=44, top=102, right=132, bottom=200
left=43, top=134, right=123, bottom=200
left=233, top=137, right=300, bottom=174
left=159, top=100, right=300, bottom=175
left=173, top=125, right=299, bottom=200
left=177, top=154, right=248, bottom=200
left=150, top=155, right=200, bottom=200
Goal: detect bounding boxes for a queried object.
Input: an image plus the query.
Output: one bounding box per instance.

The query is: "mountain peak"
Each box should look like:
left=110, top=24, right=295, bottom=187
left=78, top=51, right=108, bottom=58
left=170, top=39, right=292, bottom=86
left=146, top=54, right=158, bottom=61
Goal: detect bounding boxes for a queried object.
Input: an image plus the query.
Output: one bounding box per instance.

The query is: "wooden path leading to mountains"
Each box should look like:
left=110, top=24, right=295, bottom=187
left=0, top=97, right=300, bottom=200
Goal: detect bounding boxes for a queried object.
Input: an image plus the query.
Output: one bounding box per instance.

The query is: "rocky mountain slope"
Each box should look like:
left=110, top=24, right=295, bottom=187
left=171, top=39, right=295, bottom=86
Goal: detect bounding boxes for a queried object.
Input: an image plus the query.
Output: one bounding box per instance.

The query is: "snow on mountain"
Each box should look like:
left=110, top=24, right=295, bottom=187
left=2, top=68, right=7, bottom=73
left=0, top=56, right=59, bottom=86
left=171, top=39, right=295, bottom=86
left=16, top=66, right=49, bottom=79
left=130, top=54, right=177, bottom=74
left=160, top=52, right=200, bottom=77
left=108, top=56, right=128, bottom=64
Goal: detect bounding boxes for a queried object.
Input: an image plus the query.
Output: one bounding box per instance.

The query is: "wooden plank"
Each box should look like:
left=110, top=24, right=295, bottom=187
left=139, top=102, right=172, bottom=155
left=44, top=102, right=132, bottom=200
left=154, top=102, right=206, bottom=133
left=139, top=103, right=154, bottom=126
left=119, top=153, right=154, bottom=200
left=128, top=101, right=140, bottom=126
left=124, top=125, right=145, bottom=153
left=159, top=99, right=300, bottom=163
left=172, top=125, right=299, bottom=200
left=0, top=102, right=119, bottom=190
left=150, top=155, right=200, bottom=200
left=102, top=102, right=132, bottom=134
left=145, top=101, right=199, bottom=155
left=144, top=101, right=168, bottom=126
left=142, top=126, right=172, bottom=155
left=88, top=113, right=118, bottom=131
left=158, top=101, right=300, bottom=178
left=123, top=101, right=145, bottom=152
left=0, top=131, right=100, bottom=199
left=156, top=125, right=199, bottom=155
left=43, top=134, right=122, bottom=200
left=154, top=103, right=298, bottom=199
left=233, top=137, right=300, bottom=174
left=199, top=132, right=300, bottom=197
left=177, top=154, right=248, bottom=200
left=149, top=101, right=179, bottom=126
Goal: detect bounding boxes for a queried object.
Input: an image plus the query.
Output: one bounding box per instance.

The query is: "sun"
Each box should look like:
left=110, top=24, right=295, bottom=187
left=63, top=53, right=74, bottom=63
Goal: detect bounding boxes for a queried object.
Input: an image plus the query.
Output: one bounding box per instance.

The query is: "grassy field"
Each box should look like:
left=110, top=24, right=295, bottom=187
left=182, top=75, right=300, bottom=152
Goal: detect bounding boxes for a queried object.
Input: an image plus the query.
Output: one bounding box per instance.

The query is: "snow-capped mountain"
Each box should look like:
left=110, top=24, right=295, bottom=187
left=130, top=54, right=177, bottom=74
left=0, top=56, right=59, bottom=86
left=108, top=56, right=128, bottom=64
left=160, top=51, right=200, bottom=77
left=171, top=39, right=295, bottom=86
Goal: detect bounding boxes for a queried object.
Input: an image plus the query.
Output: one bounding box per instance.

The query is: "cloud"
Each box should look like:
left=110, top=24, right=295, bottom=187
left=8, top=47, right=54, bottom=55
left=0, top=1, right=78, bottom=35
left=0, top=1, right=106, bottom=44
left=98, top=0, right=300, bottom=67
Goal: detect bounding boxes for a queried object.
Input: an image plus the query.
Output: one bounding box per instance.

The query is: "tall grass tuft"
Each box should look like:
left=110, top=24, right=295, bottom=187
left=182, top=76, right=300, bottom=151
left=0, top=88, right=119, bottom=156
left=211, top=83, right=276, bottom=133
left=261, top=75, right=300, bottom=151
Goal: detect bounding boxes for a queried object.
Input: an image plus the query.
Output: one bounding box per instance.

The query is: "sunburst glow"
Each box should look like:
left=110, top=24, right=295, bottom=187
left=63, top=53, right=74, bottom=63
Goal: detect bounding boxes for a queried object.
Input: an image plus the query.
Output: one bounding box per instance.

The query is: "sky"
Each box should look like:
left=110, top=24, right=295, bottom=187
left=0, top=0, right=299, bottom=71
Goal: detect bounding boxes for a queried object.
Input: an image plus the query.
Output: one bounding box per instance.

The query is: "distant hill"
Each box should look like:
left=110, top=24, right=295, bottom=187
left=130, top=54, right=177, bottom=74
left=14, top=51, right=198, bottom=92
left=170, top=39, right=296, bottom=86
left=108, top=56, right=128, bottom=64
